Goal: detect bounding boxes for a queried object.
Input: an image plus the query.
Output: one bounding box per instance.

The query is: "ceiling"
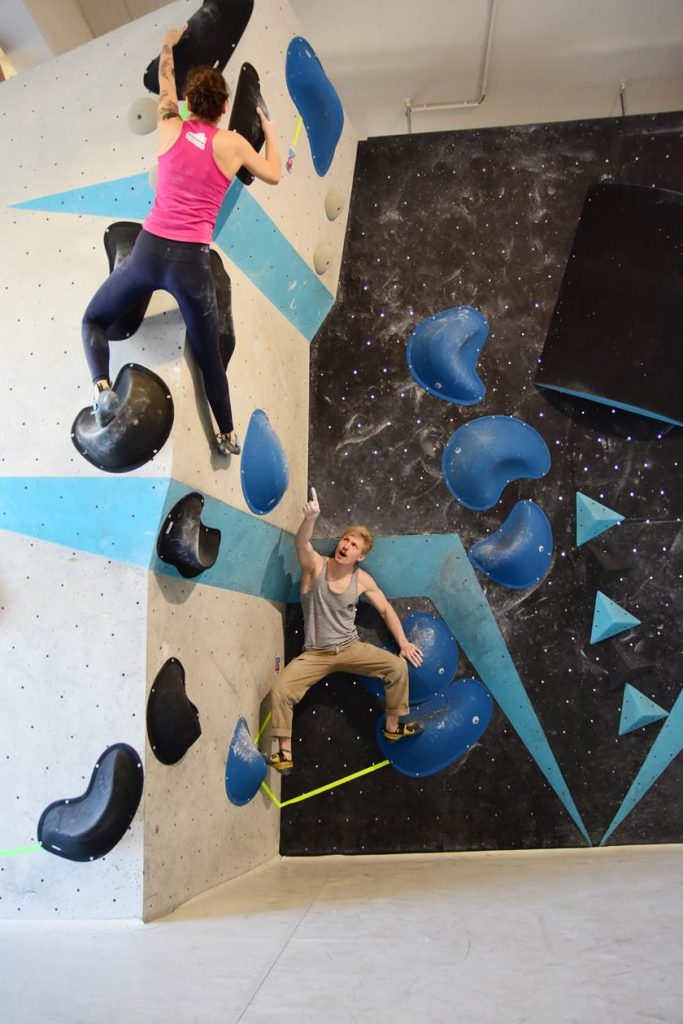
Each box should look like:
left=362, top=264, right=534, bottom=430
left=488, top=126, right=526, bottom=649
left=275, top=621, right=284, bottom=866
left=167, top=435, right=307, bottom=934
left=2, top=0, right=682, bottom=137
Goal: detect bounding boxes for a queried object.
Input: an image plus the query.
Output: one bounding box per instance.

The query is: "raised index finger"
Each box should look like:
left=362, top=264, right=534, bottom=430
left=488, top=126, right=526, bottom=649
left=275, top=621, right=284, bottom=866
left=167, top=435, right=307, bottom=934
left=310, top=486, right=318, bottom=503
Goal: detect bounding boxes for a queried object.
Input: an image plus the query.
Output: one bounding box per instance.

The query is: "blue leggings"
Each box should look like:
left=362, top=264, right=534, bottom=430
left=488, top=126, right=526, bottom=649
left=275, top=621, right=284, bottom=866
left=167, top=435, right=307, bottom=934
left=82, top=229, right=234, bottom=433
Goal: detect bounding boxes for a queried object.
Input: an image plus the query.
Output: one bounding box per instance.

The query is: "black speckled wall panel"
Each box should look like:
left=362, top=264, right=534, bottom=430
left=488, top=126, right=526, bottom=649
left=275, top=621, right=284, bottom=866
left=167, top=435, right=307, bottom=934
left=280, top=111, right=683, bottom=855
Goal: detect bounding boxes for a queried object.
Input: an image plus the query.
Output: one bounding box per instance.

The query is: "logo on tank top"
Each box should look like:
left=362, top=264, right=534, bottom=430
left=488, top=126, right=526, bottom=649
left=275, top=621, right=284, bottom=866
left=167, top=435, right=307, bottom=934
left=186, top=130, right=208, bottom=151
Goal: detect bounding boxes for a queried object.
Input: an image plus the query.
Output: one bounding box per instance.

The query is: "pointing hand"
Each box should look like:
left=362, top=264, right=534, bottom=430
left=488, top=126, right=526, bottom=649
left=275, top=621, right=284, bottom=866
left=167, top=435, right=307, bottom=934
left=303, top=486, right=320, bottom=519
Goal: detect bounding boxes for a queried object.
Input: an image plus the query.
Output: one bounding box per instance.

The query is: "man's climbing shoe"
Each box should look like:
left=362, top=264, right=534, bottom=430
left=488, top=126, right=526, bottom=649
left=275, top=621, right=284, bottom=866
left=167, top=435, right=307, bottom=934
left=216, top=431, right=241, bottom=456
left=93, top=382, right=120, bottom=427
left=383, top=720, right=424, bottom=741
left=264, top=750, right=293, bottom=775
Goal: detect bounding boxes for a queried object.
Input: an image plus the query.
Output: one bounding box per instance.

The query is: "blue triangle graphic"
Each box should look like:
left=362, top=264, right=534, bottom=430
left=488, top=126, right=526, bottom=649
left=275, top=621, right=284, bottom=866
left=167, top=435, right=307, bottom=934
left=590, top=591, right=641, bottom=643
left=601, top=684, right=683, bottom=844
left=619, top=684, right=668, bottom=735
left=576, top=492, right=624, bottom=546
left=11, top=173, right=155, bottom=220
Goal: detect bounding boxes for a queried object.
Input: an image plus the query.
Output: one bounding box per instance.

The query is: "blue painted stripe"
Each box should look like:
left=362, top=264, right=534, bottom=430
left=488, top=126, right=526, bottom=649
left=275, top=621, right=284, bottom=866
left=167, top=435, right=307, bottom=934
left=214, top=180, right=334, bottom=340
left=537, top=384, right=683, bottom=429
left=11, top=175, right=335, bottom=342
left=0, top=476, right=170, bottom=567
left=11, top=174, right=155, bottom=220
left=601, top=685, right=683, bottom=845
left=365, top=536, right=591, bottom=845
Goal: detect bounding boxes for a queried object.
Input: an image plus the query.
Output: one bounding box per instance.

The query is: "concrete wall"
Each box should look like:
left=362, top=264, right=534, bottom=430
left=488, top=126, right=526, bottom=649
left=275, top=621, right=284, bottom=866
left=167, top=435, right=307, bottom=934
left=0, top=0, right=357, bottom=919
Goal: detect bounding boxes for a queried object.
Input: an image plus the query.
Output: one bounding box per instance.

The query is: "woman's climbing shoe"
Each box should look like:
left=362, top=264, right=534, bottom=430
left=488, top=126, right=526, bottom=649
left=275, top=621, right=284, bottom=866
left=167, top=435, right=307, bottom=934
left=264, top=750, right=293, bottom=775
left=216, top=431, right=241, bottom=456
left=93, top=381, right=120, bottom=427
left=383, top=720, right=424, bottom=741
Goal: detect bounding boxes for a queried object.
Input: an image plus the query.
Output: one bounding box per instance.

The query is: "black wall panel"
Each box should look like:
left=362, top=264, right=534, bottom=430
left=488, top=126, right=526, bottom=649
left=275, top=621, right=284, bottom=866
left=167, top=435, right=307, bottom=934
left=280, top=111, right=683, bottom=855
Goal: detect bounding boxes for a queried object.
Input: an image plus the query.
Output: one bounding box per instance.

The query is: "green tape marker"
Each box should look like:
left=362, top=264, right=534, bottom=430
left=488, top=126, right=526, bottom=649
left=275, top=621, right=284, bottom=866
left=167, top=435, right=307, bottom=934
left=0, top=843, right=42, bottom=857
left=261, top=760, right=390, bottom=809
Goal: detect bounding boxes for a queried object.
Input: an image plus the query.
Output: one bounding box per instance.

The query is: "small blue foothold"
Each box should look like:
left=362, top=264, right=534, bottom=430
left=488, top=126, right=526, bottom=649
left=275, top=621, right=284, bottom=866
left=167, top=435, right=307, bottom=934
left=590, top=591, right=641, bottom=644
left=225, top=718, right=267, bottom=806
left=576, top=492, right=624, bottom=546
left=618, top=684, right=668, bottom=735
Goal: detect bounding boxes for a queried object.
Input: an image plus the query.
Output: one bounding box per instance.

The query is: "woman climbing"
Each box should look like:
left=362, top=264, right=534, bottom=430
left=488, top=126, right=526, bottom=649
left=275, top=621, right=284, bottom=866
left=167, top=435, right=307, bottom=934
left=82, top=24, right=281, bottom=455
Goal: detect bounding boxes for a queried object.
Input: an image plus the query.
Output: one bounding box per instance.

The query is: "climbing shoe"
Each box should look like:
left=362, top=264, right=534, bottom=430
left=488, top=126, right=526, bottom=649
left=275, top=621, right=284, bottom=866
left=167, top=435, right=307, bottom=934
left=93, top=382, right=120, bottom=427
left=383, top=720, right=424, bottom=741
left=216, top=431, right=241, bottom=456
left=264, top=750, right=293, bottom=775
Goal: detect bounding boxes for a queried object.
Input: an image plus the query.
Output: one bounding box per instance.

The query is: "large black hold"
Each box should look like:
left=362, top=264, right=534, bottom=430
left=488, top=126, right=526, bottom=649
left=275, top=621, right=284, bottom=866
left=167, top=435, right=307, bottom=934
left=71, top=363, right=174, bottom=473
left=38, top=744, right=143, bottom=862
left=157, top=491, right=221, bottom=579
left=146, top=658, right=202, bottom=765
left=143, top=0, right=254, bottom=98
left=227, top=63, right=268, bottom=186
left=536, top=183, right=683, bottom=427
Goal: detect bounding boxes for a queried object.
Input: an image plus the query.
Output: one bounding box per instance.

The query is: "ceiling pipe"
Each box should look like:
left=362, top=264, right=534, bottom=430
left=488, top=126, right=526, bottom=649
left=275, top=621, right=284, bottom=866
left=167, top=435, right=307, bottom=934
left=619, top=79, right=628, bottom=116
left=405, top=0, right=498, bottom=133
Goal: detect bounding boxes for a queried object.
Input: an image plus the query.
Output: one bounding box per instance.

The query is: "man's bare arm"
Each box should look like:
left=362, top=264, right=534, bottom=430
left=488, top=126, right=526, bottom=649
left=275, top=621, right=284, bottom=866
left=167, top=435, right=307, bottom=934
left=295, top=487, right=324, bottom=576
left=360, top=572, right=423, bottom=668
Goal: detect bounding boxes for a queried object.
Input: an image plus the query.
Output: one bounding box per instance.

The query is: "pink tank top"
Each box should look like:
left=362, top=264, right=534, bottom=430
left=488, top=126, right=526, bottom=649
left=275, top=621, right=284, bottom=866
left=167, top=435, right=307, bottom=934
left=143, top=121, right=232, bottom=244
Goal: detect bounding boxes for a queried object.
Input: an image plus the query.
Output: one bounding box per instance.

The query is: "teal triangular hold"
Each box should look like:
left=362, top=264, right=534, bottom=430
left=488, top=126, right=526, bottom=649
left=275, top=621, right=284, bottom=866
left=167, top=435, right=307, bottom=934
left=576, top=492, right=624, bottom=546
left=618, top=684, right=668, bottom=735
left=590, top=591, right=641, bottom=643
left=11, top=173, right=155, bottom=220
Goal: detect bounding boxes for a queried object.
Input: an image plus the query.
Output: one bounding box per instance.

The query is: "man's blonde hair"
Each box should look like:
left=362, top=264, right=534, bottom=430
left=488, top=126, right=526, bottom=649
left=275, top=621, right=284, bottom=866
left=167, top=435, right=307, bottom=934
left=340, top=524, right=374, bottom=554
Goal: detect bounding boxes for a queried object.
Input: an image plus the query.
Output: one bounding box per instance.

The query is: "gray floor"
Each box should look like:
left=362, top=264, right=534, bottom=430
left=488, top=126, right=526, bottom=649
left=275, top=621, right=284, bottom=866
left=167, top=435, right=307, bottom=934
left=1, top=846, right=681, bottom=1024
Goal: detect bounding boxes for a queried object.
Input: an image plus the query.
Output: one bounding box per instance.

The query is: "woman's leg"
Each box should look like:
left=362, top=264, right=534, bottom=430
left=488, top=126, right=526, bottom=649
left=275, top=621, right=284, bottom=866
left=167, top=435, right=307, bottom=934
left=166, top=260, right=235, bottom=438
left=81, top=244, right=158, bottom=385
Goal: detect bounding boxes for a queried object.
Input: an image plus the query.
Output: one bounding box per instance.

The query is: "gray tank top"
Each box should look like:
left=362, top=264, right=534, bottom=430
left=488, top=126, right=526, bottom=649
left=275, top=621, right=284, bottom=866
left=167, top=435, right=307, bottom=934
left=301, top=561, right=359, bottom=650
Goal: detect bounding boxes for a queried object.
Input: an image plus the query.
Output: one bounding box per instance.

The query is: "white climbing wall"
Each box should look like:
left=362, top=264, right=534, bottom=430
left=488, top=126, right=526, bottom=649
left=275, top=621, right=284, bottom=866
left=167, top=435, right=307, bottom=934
left=0, top=0, right=357, bottom=920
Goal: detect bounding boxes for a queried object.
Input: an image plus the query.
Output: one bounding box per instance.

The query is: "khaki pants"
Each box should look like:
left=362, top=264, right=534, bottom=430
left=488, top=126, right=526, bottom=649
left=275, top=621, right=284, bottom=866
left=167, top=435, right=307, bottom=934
left=270, top=640, right=409, bottom=738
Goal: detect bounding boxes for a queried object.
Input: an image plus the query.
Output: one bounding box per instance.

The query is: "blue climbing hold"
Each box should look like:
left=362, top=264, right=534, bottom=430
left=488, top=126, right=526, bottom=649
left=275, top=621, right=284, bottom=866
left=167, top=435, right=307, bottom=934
left=468, top=500, right=553, bottom=589
left=402, top=612, right=459, bottom=701
left=225, top=718, right=267, bottom=806
left=442, top=415, right=551, bottom=510
left=406, top=306, right=489, bottom=406
left=590, top=591, right=641, bottom=644
left=375, top=677, right=493, bottom=778
left=286, top=37, right=344, bottom=176
left=357, top=613, right=459, bottom=706
left=241, top=409, right=289, bottom=516
left=576, top=492, right=624, bottom=546
left=618, top=684, right=668, bottom=735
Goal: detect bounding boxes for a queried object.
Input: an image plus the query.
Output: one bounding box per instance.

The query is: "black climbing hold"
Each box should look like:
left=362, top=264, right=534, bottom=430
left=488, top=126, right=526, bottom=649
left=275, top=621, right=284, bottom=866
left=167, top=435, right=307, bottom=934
left=228, top=63, right=268, bottom=187
left=586, top=539, right=633, bottom=577
left=71, top=363, right=174, bottom=473
left=143, top=0, right=254, bottom=98
left=104, top=223, right=152, bottom=341
left=607, top=642, right=656, bottom=693
left=157, top=491, right=221, bottom=578
left=146, top=658, right=202, bottom=765
left=37, top=743, right=143, bottom=862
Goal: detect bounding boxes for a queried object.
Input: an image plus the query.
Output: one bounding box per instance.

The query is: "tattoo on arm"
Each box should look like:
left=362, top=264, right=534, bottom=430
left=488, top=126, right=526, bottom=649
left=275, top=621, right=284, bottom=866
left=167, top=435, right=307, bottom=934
left=158, top=88, right=179, bottom=119
left=157, top=43, right=179, bottom=120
